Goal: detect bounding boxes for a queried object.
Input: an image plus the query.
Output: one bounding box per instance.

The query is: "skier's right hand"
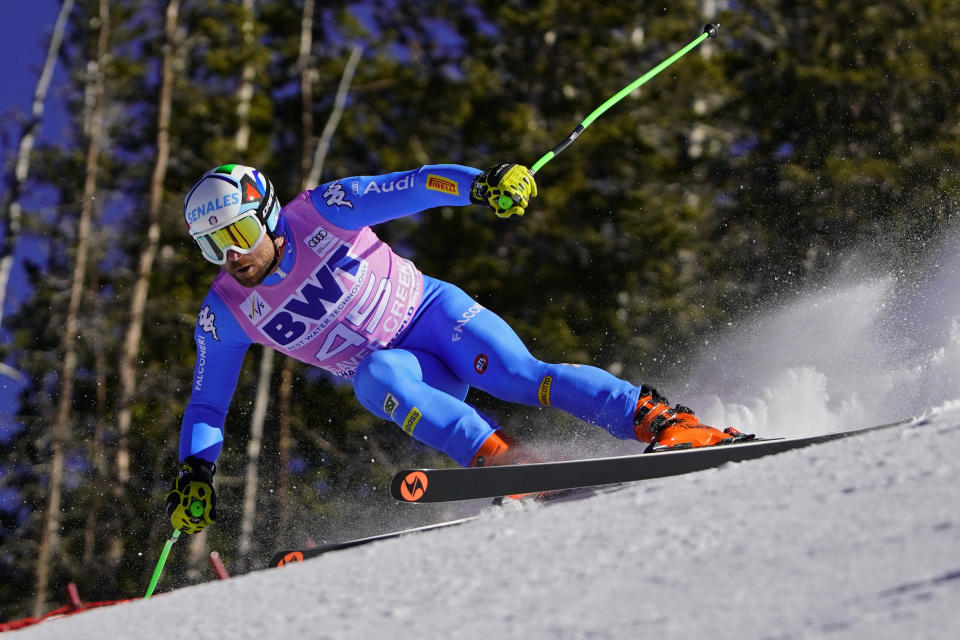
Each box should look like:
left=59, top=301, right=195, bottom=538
left=165, top=456, right=217, bottom=534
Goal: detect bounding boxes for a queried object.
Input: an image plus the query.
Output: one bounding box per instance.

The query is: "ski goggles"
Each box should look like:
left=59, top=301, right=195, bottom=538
left=192, top=213, right=267, bottom=265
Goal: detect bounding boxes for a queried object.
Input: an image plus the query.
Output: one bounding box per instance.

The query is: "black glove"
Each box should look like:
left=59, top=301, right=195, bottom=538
left=165, top=455, right=217, bottom=534
left=470, top=163, right=537, bottom=217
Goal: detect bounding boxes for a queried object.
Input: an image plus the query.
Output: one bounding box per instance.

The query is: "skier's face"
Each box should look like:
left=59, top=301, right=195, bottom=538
left=223, top=234, right=283, bottom=287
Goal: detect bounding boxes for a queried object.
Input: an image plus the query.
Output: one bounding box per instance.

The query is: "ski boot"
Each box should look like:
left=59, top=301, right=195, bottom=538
left=471, top=430, right=539, bottom=467
left=471, top=430, right=559, bottom=501
left=634, top=385, right=753, bottom=452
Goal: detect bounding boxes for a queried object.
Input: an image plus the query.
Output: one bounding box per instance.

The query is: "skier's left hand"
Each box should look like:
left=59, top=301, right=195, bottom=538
left=165, top=456, right=217, bottom=534
left=470, top=163, right=537, bottom=217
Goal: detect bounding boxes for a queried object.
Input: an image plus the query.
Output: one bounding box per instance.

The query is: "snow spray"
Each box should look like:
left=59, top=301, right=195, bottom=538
left=677, top=233, right=960, bottom=438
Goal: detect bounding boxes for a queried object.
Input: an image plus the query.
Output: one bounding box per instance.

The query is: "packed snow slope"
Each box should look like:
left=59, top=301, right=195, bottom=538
left=16, top=235, right=960, bottom=639
left=13, top=410, right=960, bottom=639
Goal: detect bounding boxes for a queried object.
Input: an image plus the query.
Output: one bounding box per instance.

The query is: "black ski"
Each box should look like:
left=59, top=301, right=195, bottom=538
left=267, top=516, right=476, bottom=568
left=265, top=483, right=626, bottom=568
left=390, top=419, right=914, bottom=503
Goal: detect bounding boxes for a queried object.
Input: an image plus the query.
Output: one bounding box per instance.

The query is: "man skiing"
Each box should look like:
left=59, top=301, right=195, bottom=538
left=167, top=163, right=747, bottom=534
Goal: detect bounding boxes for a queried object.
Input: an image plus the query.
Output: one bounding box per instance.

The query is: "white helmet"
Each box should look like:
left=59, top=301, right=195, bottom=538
left=184, top=164, right=281, bottom=264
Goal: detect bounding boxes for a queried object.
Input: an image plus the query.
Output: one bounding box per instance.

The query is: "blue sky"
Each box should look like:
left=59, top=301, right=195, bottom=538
left=1, top=1, right=63, bottom=117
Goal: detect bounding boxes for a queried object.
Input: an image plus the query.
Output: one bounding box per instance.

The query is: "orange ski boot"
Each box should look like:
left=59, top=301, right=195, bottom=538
left=470, top=430, right=527, bottom=467
left=470, top=431, right=546, bottom=500
left=634, top=386, right=752, bottom=452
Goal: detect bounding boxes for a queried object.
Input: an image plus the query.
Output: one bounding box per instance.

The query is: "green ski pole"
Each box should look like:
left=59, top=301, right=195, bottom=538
left=144, top=528, right=181, bottom=599
left=495, top=23, right=720, bottom=211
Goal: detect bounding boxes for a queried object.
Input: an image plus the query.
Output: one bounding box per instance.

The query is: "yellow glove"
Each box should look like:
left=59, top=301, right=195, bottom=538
left=470, top=163, right=538, bottom=218
left=165, top=456, right=217, bottom=534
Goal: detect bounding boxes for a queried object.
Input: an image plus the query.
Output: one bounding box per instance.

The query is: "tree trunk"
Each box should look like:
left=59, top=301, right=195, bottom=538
left=298, top=0, right=315, bottom=183
left=33, top=0, right=106, bottom=617
left=276, top=358, right=294, bottom=539
left=305, top=46, right=363, bottom=188
left=81, top=276, right=109, bottom=575
left=236, top=347, right=272, bottom=568
left=115, top=0, right=180, bottom=487
left=272, top=0, right=317, bottom=550
left=0, top=0, right=74, bottom=332
left=700, top=0, right=719, bottom=59
left=233, top=0, right=255, bottom=152
left=229, top=0, right=275, bottom=569
left=273, top=18, right=362, bottom=543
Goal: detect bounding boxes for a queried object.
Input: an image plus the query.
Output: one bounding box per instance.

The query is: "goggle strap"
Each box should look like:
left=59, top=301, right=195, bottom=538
left=257, top=180, right=277, bottom=234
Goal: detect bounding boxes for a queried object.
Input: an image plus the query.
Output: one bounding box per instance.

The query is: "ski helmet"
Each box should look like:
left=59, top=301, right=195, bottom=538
left=183, top=164, right=282, bottom=264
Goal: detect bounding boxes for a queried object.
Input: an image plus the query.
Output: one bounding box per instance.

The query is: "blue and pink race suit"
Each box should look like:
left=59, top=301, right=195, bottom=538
left=180, top=164, right=643, bottom=467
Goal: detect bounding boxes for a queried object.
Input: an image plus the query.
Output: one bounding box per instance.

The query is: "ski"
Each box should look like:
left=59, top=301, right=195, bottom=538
left=390, top=419, right=914, bottom=503
left=266, top=516, right=476, bottom=568
left=266, top=484, right=625, bottom=568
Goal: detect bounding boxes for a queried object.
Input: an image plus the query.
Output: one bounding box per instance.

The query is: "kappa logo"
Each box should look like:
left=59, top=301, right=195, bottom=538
left=399, top=470, right=428, bottom=502
left=426, top=174, right=459, bottom=196
left=198, top=305, right=220, bottom=341
left=383, top=393, right=399, bottom=420
left=322, top=181, right=353, bottom=208
left=242, top=292, right=271, bottom=322
left=474, top=353, right=488, bottom=374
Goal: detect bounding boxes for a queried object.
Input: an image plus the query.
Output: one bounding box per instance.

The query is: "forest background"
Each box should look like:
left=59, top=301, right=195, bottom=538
left=2, top=0, right=959, bottom=621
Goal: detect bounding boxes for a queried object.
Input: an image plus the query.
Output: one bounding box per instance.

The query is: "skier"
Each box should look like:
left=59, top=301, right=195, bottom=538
left=166, top=163, right=748, bottom=533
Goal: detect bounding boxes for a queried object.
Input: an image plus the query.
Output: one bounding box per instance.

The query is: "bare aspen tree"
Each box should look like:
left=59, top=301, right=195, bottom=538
left=0, top=0, right=74, bottom=332
left=298, top=0, right=316, bottom=183
left=233, top=0, right=256, bottom=152
left=115, top=0, right=181, bottom=488
left=276, top=356, right=294, bottom=536
left=236, top=340, right=271, bottom=566
left=231, top=0, right=273, bottom=568
left=34, top=0, right=106, bottom=617
left=274, top=0, right=318, bottom=546
left=274, top=10, right=363, bottom=541
left=81, top=284, right=110, bottom=575
left=186, top=0, right=266, bottom=572
left=305, top=46, right=363, bottom=188
left=238, top=4, right=364, bottom=566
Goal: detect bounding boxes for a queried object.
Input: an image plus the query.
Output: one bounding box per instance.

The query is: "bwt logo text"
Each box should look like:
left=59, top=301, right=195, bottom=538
left=260, top=244, right=362, bottom=346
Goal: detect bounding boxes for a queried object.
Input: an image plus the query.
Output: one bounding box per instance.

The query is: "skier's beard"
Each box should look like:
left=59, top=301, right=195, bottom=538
left=224, top=237, right=280, bottom=287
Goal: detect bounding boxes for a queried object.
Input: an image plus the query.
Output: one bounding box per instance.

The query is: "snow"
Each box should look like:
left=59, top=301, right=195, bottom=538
left=13, top=242, right=960, bottom=639
left=13, top=412, right=959, bottom=639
